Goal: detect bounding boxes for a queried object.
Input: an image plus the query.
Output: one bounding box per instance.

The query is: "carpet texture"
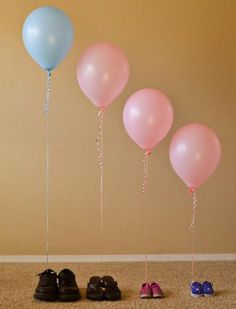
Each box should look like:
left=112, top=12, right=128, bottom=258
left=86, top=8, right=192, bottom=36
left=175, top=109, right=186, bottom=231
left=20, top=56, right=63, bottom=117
left=0, top=261, right=235, bottom=308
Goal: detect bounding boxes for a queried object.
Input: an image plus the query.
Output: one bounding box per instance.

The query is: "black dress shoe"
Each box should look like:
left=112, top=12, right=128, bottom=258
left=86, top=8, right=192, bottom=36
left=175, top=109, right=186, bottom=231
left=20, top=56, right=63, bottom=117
left=34, top=269, right=58, bottom=301
left=58, top=269, right=81, bottom=302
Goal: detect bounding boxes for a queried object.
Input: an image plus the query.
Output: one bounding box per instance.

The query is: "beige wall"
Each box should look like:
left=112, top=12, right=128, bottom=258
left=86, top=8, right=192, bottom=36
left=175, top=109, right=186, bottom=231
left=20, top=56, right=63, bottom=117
left=0, top=0, right=235, bottom=255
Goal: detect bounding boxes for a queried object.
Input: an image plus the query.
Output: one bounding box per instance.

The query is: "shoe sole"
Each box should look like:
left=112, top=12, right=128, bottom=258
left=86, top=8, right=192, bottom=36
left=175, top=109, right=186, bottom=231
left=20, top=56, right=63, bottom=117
left=34, top=293, right=57, bottom=302
left=87, top=296, right=105, bottom=301
left=153, top=295, right=164, bottom=298
left=190, top=292, right=204, bottom=297
left=105, top=296, right=121, bottom=301
left=140, top=295, right=152, bottom=299
left=58, top=293, right=81, bottom=302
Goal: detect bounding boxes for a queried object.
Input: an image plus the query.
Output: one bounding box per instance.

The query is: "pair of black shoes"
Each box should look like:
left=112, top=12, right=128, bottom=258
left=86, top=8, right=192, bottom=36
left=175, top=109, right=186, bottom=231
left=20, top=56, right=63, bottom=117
left=34, top=269, right=81, bottom=302
left=86, top=276, right=121, bottom=301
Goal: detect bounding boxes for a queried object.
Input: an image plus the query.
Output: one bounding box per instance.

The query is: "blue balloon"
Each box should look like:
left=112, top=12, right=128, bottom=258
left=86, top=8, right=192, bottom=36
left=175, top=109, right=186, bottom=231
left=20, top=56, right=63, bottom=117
left=22, top=6, right=74, bottom=71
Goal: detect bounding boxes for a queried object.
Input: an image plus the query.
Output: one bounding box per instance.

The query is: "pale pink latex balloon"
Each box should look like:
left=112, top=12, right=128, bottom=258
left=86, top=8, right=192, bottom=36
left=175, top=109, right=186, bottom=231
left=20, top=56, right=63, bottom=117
left=123, top=88, right=174, bottom=152
left=169, top=124, right=221, bottom=190
left=77, top=42, right=129, bottom=110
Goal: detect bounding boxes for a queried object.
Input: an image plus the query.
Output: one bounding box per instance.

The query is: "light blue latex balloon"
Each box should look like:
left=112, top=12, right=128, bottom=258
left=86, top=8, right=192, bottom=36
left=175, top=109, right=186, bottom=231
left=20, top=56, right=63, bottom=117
left=22, top=6, right=74, bottom=71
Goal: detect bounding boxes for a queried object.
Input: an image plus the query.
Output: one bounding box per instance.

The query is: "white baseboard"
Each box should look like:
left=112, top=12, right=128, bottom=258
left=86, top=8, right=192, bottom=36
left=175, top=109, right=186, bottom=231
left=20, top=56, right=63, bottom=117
left=0, top=254, right=235, bottom=263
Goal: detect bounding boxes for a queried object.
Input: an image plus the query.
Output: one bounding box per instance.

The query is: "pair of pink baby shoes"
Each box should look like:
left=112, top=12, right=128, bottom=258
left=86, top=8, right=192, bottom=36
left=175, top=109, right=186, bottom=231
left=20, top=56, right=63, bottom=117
left=139, top=282, right=164, bottom=298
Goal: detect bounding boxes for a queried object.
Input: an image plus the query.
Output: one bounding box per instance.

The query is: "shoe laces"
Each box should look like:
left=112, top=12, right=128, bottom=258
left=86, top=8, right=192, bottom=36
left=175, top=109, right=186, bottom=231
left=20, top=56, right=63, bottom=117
left=59, top=274, right=75, bottom=286
left=142, top=282, right=150, bottom=288
left=38, top=269, right=56, bottom=286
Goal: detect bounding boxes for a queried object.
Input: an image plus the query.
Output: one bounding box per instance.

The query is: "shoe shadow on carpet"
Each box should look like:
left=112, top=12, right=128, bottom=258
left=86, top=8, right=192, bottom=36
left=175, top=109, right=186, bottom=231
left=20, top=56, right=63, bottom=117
left=162, top=289, right=172, bottom=298
left=214, top=290, right=231, bottom=297
left=122, top=289, right=171, bottom=300
left=119, top=289, right=133, bottom=300
left=79, top=288, right=87, bottom=299
left=79, top=288, right=133, bottom=301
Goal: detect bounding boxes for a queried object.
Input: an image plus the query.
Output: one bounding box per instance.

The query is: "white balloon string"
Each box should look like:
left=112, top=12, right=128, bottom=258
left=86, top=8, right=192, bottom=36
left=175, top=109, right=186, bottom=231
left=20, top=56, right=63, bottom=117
left=142, top=151, right=150, bottom=282
left=96, top=110, right=104, bottom=275
left=144, top=249, right=148, bottom=283
left=44, top=71, right=51, bottom=115
left=189, top=190, right=198, bottom=282
left=189, top=190, right=198, bottom=230
left=44, top=70, right=51, bottom=268
left=142, top=151, right=150, bottom=194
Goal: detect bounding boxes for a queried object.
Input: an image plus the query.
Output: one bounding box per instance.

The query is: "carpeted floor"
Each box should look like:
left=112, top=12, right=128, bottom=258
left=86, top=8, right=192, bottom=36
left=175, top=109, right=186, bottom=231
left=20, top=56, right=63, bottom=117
left=0, top=261, right=235, bottom=308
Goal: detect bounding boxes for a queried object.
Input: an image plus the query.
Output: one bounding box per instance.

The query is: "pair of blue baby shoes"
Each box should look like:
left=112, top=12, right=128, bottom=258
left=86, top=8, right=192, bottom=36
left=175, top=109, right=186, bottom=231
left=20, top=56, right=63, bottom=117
left=190, top=281, right=214, bottom=297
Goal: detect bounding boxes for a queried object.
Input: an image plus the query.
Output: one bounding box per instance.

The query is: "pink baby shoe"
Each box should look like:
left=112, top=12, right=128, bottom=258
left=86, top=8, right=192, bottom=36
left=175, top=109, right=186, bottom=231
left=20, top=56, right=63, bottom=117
left=151, top=282, right=164, bottom=298
left=139, top=282, right=152, bottom=298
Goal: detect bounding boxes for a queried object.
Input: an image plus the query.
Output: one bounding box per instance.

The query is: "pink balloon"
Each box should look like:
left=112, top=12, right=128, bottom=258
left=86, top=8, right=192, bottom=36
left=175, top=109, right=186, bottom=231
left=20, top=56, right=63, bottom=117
left=77, top=42, right=130, bottom=110
left=123, top=88, right=174, bottom=152
left=169, top=124, right=221, bottom=190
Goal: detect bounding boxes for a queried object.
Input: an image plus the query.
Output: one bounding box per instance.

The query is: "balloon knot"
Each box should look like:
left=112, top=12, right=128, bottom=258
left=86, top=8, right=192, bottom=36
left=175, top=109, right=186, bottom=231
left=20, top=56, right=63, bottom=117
left=99, top=107, right=105, bottom=112
left=189, top=188, right=195, bottom=193
left=145, top=150, right=151, bottom=155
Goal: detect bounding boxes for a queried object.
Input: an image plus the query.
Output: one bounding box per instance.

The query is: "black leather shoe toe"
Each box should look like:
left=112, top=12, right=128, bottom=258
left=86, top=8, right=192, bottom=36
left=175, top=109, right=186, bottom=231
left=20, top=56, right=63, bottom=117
left=58, top=269, right=81, bottom=302
left=34, top=269, right=58, bottom=301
